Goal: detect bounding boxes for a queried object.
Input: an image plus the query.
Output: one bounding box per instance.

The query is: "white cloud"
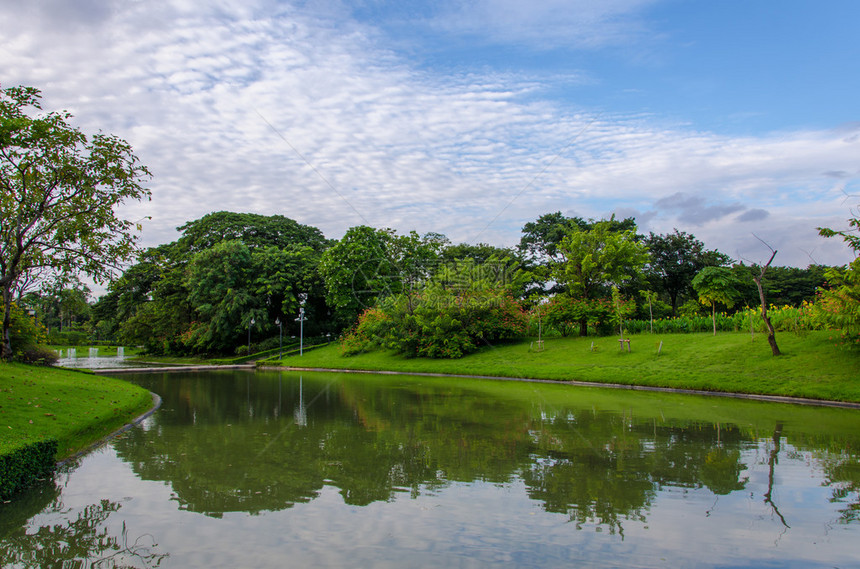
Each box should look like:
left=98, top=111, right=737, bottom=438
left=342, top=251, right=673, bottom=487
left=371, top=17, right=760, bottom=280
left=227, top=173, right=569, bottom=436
left=1, top=0, right=857, bottom=272
left=428, top=0, right=661, bottom=50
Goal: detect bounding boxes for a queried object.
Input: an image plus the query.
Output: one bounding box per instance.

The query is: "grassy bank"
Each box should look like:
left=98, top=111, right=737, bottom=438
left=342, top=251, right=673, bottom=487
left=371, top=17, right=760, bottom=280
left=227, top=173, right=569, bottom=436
left=272, top=330, right=860, bottom=403
left=0, top=363, right=154, bottom=460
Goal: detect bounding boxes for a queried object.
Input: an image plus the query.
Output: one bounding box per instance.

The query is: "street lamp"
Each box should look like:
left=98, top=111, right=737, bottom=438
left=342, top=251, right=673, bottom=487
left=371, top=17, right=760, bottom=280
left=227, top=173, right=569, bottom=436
left=275, top=317, right=283, bottom=359
left=295, top=308, right=307, bottom=356
left=247, top=317, right=255, bottom=354
left=295, top=294, right=308, bottom=356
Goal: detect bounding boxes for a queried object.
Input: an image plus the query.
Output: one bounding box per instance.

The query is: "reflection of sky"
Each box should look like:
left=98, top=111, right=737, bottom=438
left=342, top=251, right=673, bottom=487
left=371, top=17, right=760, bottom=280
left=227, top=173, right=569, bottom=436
left=10, top=438, right=858, bottom=569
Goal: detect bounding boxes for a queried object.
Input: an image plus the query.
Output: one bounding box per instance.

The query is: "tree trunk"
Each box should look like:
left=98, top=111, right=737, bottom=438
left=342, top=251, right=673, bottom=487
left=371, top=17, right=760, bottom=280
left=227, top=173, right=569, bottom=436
left=764, top=422, right=789, bottom=528
left=754, top=249, right=781, bottom=356
left=579, top=317, right=588, bottom=337
left=1, top=285, right=13, bottom=360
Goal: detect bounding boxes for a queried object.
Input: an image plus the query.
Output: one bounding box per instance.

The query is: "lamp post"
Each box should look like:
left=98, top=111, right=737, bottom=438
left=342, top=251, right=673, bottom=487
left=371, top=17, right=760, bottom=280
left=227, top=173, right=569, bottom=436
left=247, top=317, right=255, bottom=354
left=275, top=317, right=283, bottom=359
left=295, top=294, right=308, bottom=356
left=295, top=307, right=306, bottom=356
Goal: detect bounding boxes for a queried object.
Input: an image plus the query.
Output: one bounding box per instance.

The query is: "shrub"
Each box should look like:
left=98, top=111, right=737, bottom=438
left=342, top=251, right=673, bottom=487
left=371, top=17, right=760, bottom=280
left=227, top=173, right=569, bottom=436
left=340, top=307, right=391, bottom=356
left=340, top=287, right=527, bottom=359
left=47, top=329, right=89, bottom=346
left=6, top=302, right=54, bottom=362
left=18, top=345, right=60, bottom=365
left=0, top=439, right=58, bottom=500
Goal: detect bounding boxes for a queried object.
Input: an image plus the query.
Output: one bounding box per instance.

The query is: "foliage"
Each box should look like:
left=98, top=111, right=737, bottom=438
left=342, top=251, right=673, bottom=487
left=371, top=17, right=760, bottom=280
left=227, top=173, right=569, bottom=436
left=542, top=295, right=612, bottom=337
left=810, top=259, right=860, bottom=344
left=730, top=264, right=828, bottom=308
left=644, top=229, right=731, bottom=316
left=340, top=307, right=391, bottom=356
left=610, top=287, right=636, bottom=336
left=0, top=439, right=57, bottom=500
left=16, top=345, right=58, bottom=365
left=692, top=266, right=744, bottom=335
left=6, top=302, right=48, bottom=358
left=0, top=85, right=150, bottom=359
left=817, top=211, right=860, bottom=345
left=519, top=212, right=637, bottom=264
left=319, top=226, right=443, bottom=326
left=340, top=258, right=528, bottom=358
left=174, top=210, right=330, bottom=255
left=553, top=217, right=650, bottom=336
left=442, top=242, right=517, bottom=264
left=93, top=212, right=327, bottom=356
left=22, top=278, right=92, bottom=336
left=518, top=212, right=638, bottom=296
left=554, top=218, right=650, bottom=299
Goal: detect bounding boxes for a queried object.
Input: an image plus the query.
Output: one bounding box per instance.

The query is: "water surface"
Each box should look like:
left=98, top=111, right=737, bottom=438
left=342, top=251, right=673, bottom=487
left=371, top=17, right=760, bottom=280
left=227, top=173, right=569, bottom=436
left=2, top=370, right=859, bottom=568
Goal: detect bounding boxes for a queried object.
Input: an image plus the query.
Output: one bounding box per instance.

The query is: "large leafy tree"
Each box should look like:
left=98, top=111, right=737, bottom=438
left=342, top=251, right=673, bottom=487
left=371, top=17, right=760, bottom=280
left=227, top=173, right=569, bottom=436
left=174, top=211, right=330, bottom=255
left=318, top=226, right=443, bottom=325
left=553, top=218, right=650, bottom=336
left=518, top=212, right=637, bottom=296
left=94, top=212, right=327, bottom=355
left=184, top=241, right=319, bottom=353
left=0, top=85, right=150, bottom=358
left=644, top=230, right=731, bottom=317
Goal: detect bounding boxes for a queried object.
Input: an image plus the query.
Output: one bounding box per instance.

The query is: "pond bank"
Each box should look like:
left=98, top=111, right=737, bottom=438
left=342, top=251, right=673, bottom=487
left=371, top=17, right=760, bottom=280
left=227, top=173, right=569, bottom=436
left=273, top=365, right=860, bottom=410
left=262, top=331, right=860, bottom=404
left=0, top=363, right=156, bottom=499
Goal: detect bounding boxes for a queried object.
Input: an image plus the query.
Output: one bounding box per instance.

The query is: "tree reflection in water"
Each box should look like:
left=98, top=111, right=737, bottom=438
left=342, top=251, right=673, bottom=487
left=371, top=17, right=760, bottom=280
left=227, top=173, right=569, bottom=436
left=111, top=371, right=765, bottom=530
left=2, top=370, right=860, bottom=569
left=0, top=483, right=167, bottom=569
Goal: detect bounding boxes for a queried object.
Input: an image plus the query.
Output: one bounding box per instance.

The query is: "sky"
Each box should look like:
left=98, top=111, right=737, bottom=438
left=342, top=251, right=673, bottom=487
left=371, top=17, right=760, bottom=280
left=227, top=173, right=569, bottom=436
left=2, top=0, right=859, bottom=271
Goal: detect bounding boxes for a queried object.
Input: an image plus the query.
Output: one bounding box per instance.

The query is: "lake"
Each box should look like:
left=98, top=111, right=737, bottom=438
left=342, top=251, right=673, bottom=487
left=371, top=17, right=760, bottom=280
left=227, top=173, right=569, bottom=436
left=2, top=369, right=859, bottom=568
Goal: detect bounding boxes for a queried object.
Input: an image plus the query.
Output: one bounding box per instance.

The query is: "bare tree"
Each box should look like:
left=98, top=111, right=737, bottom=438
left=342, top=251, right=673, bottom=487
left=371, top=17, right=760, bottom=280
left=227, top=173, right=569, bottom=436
left=751, top=235, right=781, bottom=356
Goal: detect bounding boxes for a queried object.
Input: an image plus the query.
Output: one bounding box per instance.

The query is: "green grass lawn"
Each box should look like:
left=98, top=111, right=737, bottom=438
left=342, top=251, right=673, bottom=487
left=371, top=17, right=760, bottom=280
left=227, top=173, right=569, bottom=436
left=0, top=363, right=154, bottom=459
left=273, top=330, right=860, bottom=403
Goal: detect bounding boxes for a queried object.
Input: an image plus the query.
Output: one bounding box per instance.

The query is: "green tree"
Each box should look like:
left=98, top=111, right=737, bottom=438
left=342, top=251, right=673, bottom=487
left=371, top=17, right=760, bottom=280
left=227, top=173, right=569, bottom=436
left=553, top=218, right=650, bottom=336
left=644, top=230, right=731, bottom=317
left=174, top=211, right=330, bottom=255
left=691, top=267, right=742, bottom=335
left=0, top=85, right=150, bottom=359
left=518, top=212, right=637, bottom=296
left=542, top=295, right=612, bottom=337
left=816, top=213, right=860, bottom=343
left=442, top=242, right=517, bottom=265
left=93, top=212, right=327, bottom=355
left=318, top=226, right=442, bottom=325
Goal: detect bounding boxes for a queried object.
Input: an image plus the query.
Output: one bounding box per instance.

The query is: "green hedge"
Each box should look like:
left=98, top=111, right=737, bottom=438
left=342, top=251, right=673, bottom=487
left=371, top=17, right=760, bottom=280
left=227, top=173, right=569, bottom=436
left=0, top=439, right=58, bottom=500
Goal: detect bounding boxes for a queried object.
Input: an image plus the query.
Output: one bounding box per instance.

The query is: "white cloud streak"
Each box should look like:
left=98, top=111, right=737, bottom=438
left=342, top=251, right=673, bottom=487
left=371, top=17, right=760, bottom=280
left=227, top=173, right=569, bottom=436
left=1, top=0, right=857, bottom=269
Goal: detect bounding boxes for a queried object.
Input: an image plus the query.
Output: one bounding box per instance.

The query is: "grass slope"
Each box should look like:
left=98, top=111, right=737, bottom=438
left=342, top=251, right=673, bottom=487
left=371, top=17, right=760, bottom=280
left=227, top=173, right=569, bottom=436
left=0, top=363, right=154, bottom=460
left=277, top=330, right=860, bottom=403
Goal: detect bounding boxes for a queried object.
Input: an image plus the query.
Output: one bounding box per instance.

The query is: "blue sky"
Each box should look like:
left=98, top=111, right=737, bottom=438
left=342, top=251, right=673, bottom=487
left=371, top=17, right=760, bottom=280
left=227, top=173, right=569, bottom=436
left=2, top=0, right=858, bottom=269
